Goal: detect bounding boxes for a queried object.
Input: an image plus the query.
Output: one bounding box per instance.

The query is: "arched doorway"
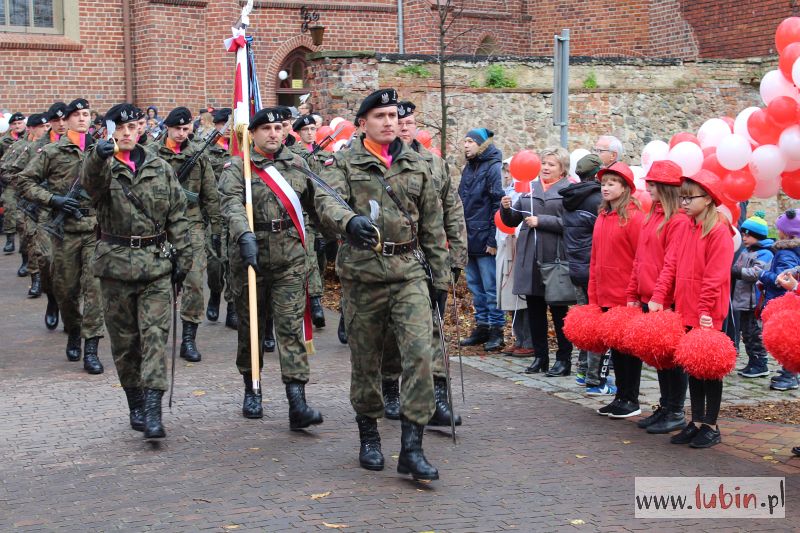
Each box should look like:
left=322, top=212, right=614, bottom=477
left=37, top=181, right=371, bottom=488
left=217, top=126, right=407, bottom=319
left=276, top=47, right=312, bottom=107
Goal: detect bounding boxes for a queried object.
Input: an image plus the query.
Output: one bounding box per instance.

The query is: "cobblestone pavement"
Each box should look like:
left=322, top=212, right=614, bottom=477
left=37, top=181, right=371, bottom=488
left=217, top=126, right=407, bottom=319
left=0, top=253, right=797, bottom=532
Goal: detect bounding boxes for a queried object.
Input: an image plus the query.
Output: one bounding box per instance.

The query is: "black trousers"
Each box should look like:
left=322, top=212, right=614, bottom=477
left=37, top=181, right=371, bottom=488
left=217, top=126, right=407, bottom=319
left=611, top=350, right=642, bottom=405
left=656, top=366, right=688, bottom=412
left=527, top=295, right=572, bottom=360
left=688, top=377, right=723, bottom=425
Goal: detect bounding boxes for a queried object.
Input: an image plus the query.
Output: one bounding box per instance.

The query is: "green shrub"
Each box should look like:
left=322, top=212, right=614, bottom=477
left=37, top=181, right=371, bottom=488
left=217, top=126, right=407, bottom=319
left=397, top=65, right=432, bottom=78
left=484, top=65, right=517, bottom=88
left=583, top=71, right=598, bottom=89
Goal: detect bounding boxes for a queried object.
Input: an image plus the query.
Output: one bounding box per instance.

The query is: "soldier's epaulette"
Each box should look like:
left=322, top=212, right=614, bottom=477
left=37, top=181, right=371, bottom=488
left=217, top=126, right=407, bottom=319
left=223, top=161, right=232, bottom=169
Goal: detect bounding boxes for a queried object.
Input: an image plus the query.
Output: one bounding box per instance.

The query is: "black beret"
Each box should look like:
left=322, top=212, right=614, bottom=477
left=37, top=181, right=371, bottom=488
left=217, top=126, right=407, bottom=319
left=198, top=107, right=215, bottom=115
left=355, top=88, right=398, bottom=119
left=47, top=102, right=68, bottom=121
left=105, top=103, right=139, bottom=125
left=397, top=101, right=416, bottom=118
left=64, top=98, right=90, bottom=117
left=133, top=107, right=145, bottom=120
left=8, top=112, right=25, bottom=124
left=27, top=113, right=48, bottom=126
left=213, top=108, right=231, bottom=124
left=292, top=114, right=315, bottom=132
left=248, top=107, right=285, bottom=130
left=163, top=107, right=193, bottom=127
left=274, top=106, right=295, bottom=121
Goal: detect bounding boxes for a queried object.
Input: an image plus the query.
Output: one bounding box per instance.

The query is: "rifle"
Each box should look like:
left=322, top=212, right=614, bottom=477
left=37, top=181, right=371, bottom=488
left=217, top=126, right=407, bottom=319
left=17, top=196, right=40, bottom=222
left=175, top=122, right=230, bottom=204
left=42, top=172, right=84, bottom=241
left=305, top=124, right=345, bottom=161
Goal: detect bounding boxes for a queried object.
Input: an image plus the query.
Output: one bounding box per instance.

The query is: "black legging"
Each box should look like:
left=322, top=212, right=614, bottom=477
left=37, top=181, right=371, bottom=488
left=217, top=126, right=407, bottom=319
left=688, top=377, right=723, bottom=425
left=657, top=366, right=688, bottom=412
left=527, top=295, right=572, bottom=360
left=612, top=350, right=642, bottom=405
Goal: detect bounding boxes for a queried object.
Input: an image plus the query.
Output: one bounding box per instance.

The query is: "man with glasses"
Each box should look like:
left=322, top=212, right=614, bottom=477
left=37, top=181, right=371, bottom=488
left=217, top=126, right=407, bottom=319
left=592, top=135, right=624, bottom=167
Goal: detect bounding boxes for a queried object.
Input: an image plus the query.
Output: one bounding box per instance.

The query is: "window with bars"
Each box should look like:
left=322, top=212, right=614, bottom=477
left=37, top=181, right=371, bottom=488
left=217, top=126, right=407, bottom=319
left=0, top=0, right=63, bottom=34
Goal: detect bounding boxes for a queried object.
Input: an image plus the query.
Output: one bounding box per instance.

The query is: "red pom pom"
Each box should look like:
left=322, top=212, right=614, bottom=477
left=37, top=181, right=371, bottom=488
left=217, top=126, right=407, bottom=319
left=761, top=292, right=800, bottom=324
left=623, top=310, right=685, bottom=370
left=599, top=306, right=642, bottom=351
left=563, top=305, right=606, bottom=353
left=763, top=310, right=800, bottom=373
left=674, top=328, right=736, bottom=380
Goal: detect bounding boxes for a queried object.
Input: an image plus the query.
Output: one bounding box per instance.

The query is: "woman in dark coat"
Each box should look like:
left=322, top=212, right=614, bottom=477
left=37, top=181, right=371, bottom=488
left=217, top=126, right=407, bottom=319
left=500, top=146, right=575, bottom=375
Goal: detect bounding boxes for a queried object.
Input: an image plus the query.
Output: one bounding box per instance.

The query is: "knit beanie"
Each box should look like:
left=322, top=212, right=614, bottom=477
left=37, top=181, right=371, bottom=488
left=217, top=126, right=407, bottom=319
left=740, top=210, right=769, bottom=239
left=465, top=128, right=493, bottom=145
left=776, top=209, right=800, bottom=238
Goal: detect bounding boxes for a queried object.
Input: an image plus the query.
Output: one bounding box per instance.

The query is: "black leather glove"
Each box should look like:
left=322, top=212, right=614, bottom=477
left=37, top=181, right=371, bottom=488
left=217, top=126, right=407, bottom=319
left=314, top=236, right=326, bottom=252
left=211, top=234, right=222, bottom=257
left=238, top=231, right=259, bottom=274
left=731, top=265, right=742, bottom=279
left=96, top=139, right=116, bottom=160
left=171, top=266, right=186, bottom=294
left=49, top=194, right=82, bottom=218
left=345, top=215, right=378, bottom=249
left=429, top=286, right=448, bottom=318
left=451, top=267, right=462, bottom=284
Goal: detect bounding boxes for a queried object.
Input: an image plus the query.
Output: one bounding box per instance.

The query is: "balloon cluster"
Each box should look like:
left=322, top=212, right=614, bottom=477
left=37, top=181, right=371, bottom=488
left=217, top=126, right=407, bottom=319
left=495, top=150, right=543, bottom=235
left=315, top=118, right=356, bottom=152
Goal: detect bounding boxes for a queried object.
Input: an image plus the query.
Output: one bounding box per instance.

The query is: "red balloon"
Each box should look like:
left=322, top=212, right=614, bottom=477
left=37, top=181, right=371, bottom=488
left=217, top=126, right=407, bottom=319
left=334, top=120, right=356, bottom=141
left=702, top=146, right=716, bottom=158
left=633, top=189, right=652, bottom=212
left=702, top=153, right=726, bottom=177
left=782, top=168, right=800, bottom=199
left=509, top=150, right=542, bottom=182
left=767, top=96, right=799, bottom=128
left=722, top=200, right=741, bottom=224
left=720, top=116, right=735, bottom=131
left=747, top=109, right=781, bottom=145
left=315, top=125, right=333, bottom=145
left=513, top=180, right=530, bottom=193
left=428, top=146, right=441, bottom=157
left=776, top=17, right=800, bottom=54
left=494, top=209, right=516, bottom=234
left=722, top=170, right=757, bottom=202
left=416, top=129, right=433, bottom=149
left=669, top=132, right=700, bottom=149
left=779, top=42, right=800, bottom=81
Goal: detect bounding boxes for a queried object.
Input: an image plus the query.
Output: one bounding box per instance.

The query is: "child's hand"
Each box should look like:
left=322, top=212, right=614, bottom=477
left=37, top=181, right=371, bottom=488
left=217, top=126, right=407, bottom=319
left=627, top=301, right=639, bottom=308
left=699, top=314, right=713, bottom=328
left=778, top=271, right=799, bottom=291
left=648, top=301, right=664, bottom=313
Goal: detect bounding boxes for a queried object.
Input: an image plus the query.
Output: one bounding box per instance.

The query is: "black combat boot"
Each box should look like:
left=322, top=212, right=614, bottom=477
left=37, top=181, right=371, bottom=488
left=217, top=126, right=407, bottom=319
left=45, top=293, right=59, bottom=330
left=225, top=305, right=238, bottom=329
left=355, top=414, right=384, bottom=471
left=179, top=321, right=202, bottom=362
left=242, top=374, right=263, bottom=419
left=382, top=378, right=400, bottom=420
left=66, top=330, right=81, bottom=361
left=263, top=318, right=276, bottom=353
left=17, top=252, right=28, bottom=277
left=337, top=313, right=348, bottom=344
left=483, top=326, right=505, bottom=352
left=123, top=387, right=145, bottom=431
left=460, top=324, right=489, bottom=346
left=83, top=336, right=104, bottom=374
left=285, top=381, right=323, bottom=430
left=397, top=415, right=439, bottom=481
left=310, top=296, right=326, bottom=328
left=143, top=388, right=166, bottom=440
left=3, top=233, right=14, bottom=254
left=28, top=272, right=42, bottom=298
left=206, top=292, right=221, bottom=322
left=428, top=376, right=462, bottom=427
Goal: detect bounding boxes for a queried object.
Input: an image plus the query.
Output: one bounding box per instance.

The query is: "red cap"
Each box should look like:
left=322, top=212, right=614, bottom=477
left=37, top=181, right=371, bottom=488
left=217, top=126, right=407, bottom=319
left=597, top=161, right=635, bottom=190
left=687, top=169, right=725, bottom=206
left=645, top=160, right=683, bottom=186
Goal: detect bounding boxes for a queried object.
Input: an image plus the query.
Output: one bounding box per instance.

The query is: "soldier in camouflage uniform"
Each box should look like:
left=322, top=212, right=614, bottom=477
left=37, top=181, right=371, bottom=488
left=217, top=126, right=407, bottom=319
left=1, top=112, right=27, bottom=254
left=135, top=110, right=154, bottom=148
left=0, top=114, right=33, bottom=275
left=148, top=107, right=222, bottom=363
left=82, top=102, right=192, bottom=440
left=315, top=89, right=449, bottom=481
left=218, top=107, right=323, bottom=431
left=380, top=101, right=468, bottom=428
left=17, top=98, right=105, bottom=374
left=204, top=108, right=238, bottom=329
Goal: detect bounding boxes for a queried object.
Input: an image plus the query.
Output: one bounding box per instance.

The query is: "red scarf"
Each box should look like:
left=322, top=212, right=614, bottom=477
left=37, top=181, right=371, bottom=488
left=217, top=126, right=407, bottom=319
left=66, top=130, right=86, bottom=151
left=114, top=150, right=136, bottom=173
left=166, top=137, right=181, bottom=154
left=363, top=138, right=392, bottom=168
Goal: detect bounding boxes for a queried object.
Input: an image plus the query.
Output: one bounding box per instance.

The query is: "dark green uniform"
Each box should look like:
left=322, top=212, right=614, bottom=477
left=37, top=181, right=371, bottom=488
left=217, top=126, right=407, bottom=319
left=0, top=133, right=24, bottom=238
left=205, top=137, right=234, bottom=308
left=289, top=142, right=325, bottom=299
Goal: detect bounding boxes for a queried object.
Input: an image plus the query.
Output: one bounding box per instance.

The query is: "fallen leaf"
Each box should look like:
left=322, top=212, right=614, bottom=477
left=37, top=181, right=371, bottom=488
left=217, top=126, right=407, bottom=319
left=112, top=383, right=122, bottom=388
left=622, top=440, right=631, bottom=444
left=223, top=526, right=240, bottom=530
left=186, top=363, right=194, bottom=367
left=311, top=491, right=332, bottom=500
left=570, top=519, right=585, bottom=525
left=323, top=522, right=348, bottom=529
left=192, top=390, right=206, bottom=396
left=272, top=458, right=280, bottom=462
left=391, top=454, right=399, bottom=459
left=575, top=455, right=587, bottom=459
left=513, top=381, right=525, bottom=385
left=249, top=447, right=260, bottom=451
left=473, top=407, right=480, bottom=410
left=763, top=455, right=774, bottom=461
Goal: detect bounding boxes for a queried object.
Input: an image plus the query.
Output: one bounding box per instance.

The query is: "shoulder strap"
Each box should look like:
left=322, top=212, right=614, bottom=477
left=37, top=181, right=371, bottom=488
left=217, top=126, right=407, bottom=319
left=114, top=176, right=162, bottom=233
left=373, top=171, right=418, bottom=243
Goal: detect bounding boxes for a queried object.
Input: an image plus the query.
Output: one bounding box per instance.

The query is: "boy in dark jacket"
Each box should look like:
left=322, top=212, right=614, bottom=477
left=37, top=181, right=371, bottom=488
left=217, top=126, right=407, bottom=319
left=732, top=212, right=774, bottom=378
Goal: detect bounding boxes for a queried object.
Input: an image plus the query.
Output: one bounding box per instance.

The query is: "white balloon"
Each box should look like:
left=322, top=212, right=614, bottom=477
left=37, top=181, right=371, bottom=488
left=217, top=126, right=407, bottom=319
left=793, top=57, right=800, bottom=89
left=753, top=175, right=781, bottom=198
left=667, top=141, right=704, bottom=176
left=749, top=144, right=786, bottom=182
left=332, top=139, right=348, bottom=152
left=718, top=204, right=733, bottom=223
left=0, top=115, right=8, bottom=134
left=779, top=125, right=800, bottom=161
left=697, top=118, right=733, bottom=149
left=329, top=117, right=344, bottom=130
left=640, top=140, right=669, bottom=172
left=732, top=226, right=742, bottom=252
left=630, top=165, right=646, bottom=190
left=733, top=107, right=759, bottom=143
left=717, top=134, right=753, bottom=170
left=569, top=148, right=591, bottom=180
left=760, top=69, right=800, bottom=105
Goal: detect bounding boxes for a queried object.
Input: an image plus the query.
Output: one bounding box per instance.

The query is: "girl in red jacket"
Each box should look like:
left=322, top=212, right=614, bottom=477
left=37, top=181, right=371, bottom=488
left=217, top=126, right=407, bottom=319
left=655, top=170, right=734, bottom=449
left=626, top=160, right=690, bottom=435
left=588, top=162, right=644, bottom=418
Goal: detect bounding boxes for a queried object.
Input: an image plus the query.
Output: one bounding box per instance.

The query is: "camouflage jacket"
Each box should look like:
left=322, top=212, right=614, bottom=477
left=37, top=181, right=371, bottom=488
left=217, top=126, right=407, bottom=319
left=0, top=132, right=19, bottom=161
left=17, top=134, right=97, bottom=233
left=0, top=137, right=30, bottom=186
left=218, top=146, right=316, bottom=267
left=315, top=136, right=450, bottom=290
left=81, top=145, right=192, bottom=281
left=148, top=138, right=222, bottom=234
left=207, top=139, right=230, bottom=180
left=289, top=142, right=324, bottom=174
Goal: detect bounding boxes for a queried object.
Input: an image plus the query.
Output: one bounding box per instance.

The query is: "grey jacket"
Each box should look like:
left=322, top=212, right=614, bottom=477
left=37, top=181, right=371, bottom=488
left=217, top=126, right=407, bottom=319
left=731, top=238, right=773, bottom=311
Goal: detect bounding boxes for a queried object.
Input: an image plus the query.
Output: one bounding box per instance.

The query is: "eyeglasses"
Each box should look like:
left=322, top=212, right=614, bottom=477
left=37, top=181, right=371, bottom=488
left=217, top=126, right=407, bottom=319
left=679, top=195, right=706, bottom=204
left=591, top=147, right=614, bottom=154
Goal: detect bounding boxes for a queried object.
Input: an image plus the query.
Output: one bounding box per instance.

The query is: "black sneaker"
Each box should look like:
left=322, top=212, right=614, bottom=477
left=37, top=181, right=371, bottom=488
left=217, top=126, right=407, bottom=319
left=646, top=411, right=687, bottom=434
left=637, top=406, right=665, bottom=429
left=689, top=424, right=721, bottom=448
left=596, top=398, right=621, bottom=416
left=792, top=446, right=800, bottom=457
left=740, top=364, right=770, bottom=378
left=670, top=422, right=699, bottom=444
left=608, top=400, right=642, bottom=419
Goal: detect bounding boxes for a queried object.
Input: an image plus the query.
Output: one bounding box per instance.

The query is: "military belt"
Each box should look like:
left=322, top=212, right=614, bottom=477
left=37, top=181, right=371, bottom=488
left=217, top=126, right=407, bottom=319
left=254, top=218, right=293, bottom=233
left=100, top=231, right=167, bottom=249
left=381, top=240, right=416, bottom=257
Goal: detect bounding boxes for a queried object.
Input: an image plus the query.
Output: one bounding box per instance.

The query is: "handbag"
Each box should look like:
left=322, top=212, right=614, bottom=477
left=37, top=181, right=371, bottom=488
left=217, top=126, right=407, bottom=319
left=536, top=231, right=578, bottom=305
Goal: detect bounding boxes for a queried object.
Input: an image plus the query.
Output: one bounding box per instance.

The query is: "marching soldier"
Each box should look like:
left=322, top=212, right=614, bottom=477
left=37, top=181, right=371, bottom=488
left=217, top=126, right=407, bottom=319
left=218, top=107, right=323, bottom=430
left=136, top=109, right=153, bottom=147
left=0, top=114, right=33, bottom=275
left=82, top=103, right=191, bottom=440
left=380, top=101, right=467, bottom=427
left=1, top=112, right=27, bottom=254
left=204, top=108, right=238, bottom=329
left=315, top=89, right=449, bottom=481
left=149, top=107, right=222, bottom=363
left=17, top=98, right=105, bottom=374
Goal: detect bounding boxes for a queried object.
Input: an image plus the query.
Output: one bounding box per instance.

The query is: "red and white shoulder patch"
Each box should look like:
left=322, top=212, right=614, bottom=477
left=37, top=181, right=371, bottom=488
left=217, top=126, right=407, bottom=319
left=323, top=158, right=334, bottom=166
left=223, top=161, right=232, bottom=169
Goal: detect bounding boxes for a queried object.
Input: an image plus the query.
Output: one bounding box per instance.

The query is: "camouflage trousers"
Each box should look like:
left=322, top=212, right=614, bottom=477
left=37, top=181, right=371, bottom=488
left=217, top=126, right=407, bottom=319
left=51, top=230, right=104, bottom=338
left=180, top=226, right=207, bottom=323
left=382, top=295, right=447, bottom=381
left=24, top=214, right=52, bottom=291
left=232, top=257, right=310, bottom=383
left=305, top=230, right=323, bottom=298
left=101, top=275, right=171, bottom=390
left=341, top=277, right=435, bottom=425
left=206, top=223, right=233, bottom=304
left=1, top=184, right=17, bottom=234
